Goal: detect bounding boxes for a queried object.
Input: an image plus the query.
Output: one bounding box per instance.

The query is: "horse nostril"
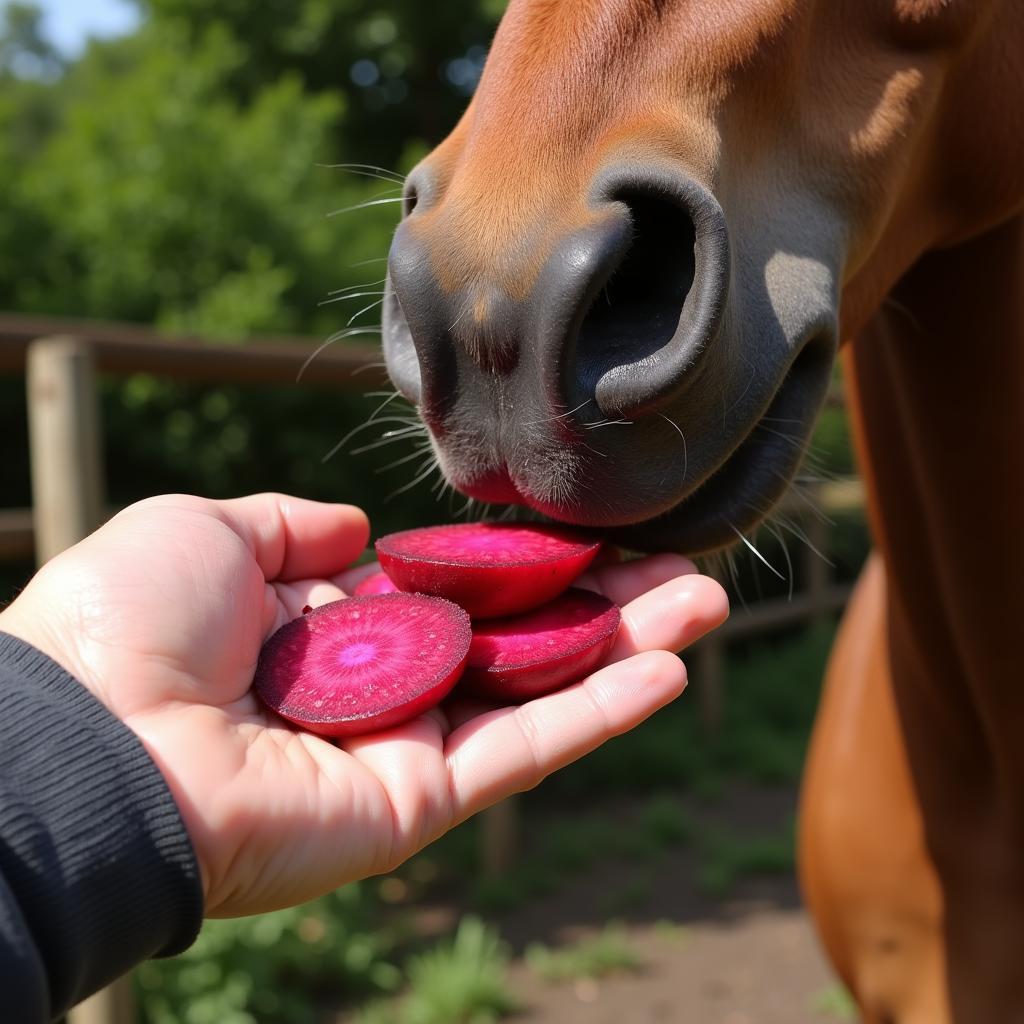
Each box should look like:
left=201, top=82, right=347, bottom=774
left=577, top=191, right=697, bottom=401
left=558, top=169, right=730, bottom=419
left=400, top=165, right=437, bottom=218
left=403, top=183, right=418, bottom=217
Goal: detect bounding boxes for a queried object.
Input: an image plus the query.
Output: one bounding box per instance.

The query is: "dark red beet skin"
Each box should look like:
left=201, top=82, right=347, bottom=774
left=375, top=523, right=602, bottom=618
left=461, top=588, right=621, bottom=701
left=353, top=570, right=399, bottom=596
left=254, top=593, right=471, bottom=737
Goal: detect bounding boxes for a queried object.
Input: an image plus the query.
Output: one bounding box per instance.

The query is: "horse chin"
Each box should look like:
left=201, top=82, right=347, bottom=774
left=606, top=333, right=834, bottom=553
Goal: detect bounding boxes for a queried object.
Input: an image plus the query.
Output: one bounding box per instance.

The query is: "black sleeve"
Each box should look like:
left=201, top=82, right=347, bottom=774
left=0, top=632, right=204, bottom=1022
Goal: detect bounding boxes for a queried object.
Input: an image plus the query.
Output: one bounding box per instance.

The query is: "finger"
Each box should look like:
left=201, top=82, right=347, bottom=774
left=445, top=649, right=686, bottom=822
left=217, top=493, right=370, bottom=582
left=333, top=561, right=383, bottom=594
left=575, top=552, right=699, bottom=605
left=441, top=573, right=726, bottom=729
left=608, top=573, right=729, bottom=662
left=271, top=579, right=349, bottom=627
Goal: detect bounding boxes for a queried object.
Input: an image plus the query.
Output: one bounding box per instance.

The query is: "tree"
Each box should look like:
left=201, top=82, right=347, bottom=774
left=136, top=0, right=506, bottom=164
left=0, top=1, right=63, bottom=80
left=1, top=2, right=494, bottom=535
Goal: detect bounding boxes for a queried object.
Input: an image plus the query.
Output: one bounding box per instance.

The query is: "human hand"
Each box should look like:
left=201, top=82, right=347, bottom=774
left=0, top=493, right=728, bottom=917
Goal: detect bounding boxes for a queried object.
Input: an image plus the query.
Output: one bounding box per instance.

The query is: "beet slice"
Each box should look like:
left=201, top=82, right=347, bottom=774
left=353, top=570, right=399, bottom=596
left=254, top=593, right=471, bottom=737
left=461, top=587, right=621, bottom=701
left=375, top=523, right=602, bottom=618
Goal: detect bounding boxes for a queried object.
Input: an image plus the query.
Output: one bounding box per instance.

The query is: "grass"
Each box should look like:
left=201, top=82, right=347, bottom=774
left=525, top=923, right=642, bottom=983
left=356, top=917, right=517, bottom=1024
left=696, top=819, right=796, bottom=900
left=137, top=885, right=402, bottom=1024
left=812, top=983, right=858, bottom=1020
left=652, top=919, right=692, bottom=945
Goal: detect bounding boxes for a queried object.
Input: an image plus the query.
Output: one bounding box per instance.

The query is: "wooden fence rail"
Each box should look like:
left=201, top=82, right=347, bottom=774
left=1, top=316, right=865, bottom=1024
left=0, top=313, right=387, bottom=387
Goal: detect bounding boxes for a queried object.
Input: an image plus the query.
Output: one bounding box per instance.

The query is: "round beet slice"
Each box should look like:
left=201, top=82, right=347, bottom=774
left=462, top=587, right=621, bottom=701
left=375, top=523, right=602, bottom=618
left=254, top=593, right=471, bottom=737
left=353, top=570, right=399, bottom=596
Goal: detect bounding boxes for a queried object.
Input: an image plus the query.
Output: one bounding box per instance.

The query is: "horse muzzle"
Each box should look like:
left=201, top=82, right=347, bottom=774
left=380, top=160, right=836, bottom=552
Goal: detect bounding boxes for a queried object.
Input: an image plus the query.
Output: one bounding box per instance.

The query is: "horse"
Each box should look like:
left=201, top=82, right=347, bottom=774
left=378, top=2, right=1024, bottom=1020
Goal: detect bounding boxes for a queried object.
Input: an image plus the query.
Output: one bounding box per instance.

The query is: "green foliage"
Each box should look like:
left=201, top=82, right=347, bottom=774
left=0, top=1, right=62, bottom=79
left=812, top=983, right=858, bottom=1020
left=0, top=1, right=523, bottom=560
left=525, top=923, right=641, bottom=983
left=136, top=886, right=401, bottom=1024
left=640, top=793, right=694, bottom=845
left=599, top=876, right=653, bottom=916
left=467, top=793, right=692, bottom=914
left=540, top=624, right=836, bottom=801
left=357, top=917, right=517, bottom=1024
left=813, top=406, right=856, bottom=477
left=9, top=22, right=359, bottom=331
left=136, top=0, right=506, bottom=165
left=695, top=819, right=796, bottom=900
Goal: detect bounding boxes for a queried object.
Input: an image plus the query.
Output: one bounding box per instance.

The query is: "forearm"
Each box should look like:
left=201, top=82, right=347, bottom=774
left=0, top=633, right=203, bottom=1021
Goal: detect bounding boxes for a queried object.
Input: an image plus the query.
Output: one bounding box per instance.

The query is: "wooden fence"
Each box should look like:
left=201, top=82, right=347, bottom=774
left=1, top=314, right=865, bottom=1024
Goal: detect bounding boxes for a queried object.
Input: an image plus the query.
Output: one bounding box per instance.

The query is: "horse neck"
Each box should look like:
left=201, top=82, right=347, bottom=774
left=844, top=212, right=1024, bottom=824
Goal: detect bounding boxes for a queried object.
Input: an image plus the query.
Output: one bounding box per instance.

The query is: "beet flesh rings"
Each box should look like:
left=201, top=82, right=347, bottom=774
left=375, top=523, right=602, bottom=618
left=464, top=588, right=621, bottom=700
left=254, top=593, right=471, bottom=737
left=254, top=523, right=619, bottom=738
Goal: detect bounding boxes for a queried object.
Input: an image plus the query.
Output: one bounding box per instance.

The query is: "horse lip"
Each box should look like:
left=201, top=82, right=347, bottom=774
left=456, top=469, right=526, bottom=505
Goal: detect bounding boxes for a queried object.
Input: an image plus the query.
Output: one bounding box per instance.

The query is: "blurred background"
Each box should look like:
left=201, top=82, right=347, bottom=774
left=0, top=2, right=869, bottom=1021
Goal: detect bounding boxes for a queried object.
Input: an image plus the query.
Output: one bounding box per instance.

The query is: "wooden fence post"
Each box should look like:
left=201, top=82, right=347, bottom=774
left=26, top=337, right=134, bottom=1024
left=481, top=797, right=520, bottom=877
left=26, top=337, right=105, bottom=563
left=695, top=637, right=725, bottom=734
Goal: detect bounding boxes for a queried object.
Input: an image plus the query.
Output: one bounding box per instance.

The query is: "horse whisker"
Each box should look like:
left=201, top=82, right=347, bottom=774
left=317, top=162, right=406, bottom=184
left=349, top=425, right=426, bottom=456
left=319, top=289, right=386, bottom=309
left=760, top=518, right=795, bottom=601
left=326, top=278, right=387, bottom=297
left=658, top=412, right=689, bottom=482
left=328, top=196, right=406, bottom=218
left=296, top=327, right=384, bottom=382
left=728, top=522, right=786, bottom=580
left=375, top=444, right=435, bottom=474
left=347, top=298, right=385, bottom=325
left=386, top=456, right=441, bottom=502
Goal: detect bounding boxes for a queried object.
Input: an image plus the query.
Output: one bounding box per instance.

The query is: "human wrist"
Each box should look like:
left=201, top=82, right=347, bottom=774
left=0, top=591, right=102, bottom=709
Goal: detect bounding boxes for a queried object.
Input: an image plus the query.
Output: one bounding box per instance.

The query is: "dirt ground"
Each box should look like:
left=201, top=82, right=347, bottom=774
left=502, top=881, right=837, bottom=1024
left=408, top=785, right=846, bottom=1023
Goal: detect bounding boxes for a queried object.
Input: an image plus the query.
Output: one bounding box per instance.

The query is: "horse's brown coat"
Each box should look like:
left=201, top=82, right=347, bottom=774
left=395, top=3, right=1024, bottom=1017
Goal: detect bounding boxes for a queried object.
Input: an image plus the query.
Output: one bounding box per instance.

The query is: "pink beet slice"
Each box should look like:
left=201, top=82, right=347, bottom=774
left=462, top=588, right=621, bottom=701
left=254, top=593, right=471, bottom=737
left=375, top=523, right=602, bottom=618
left=353, top=570, right=399, bottom=596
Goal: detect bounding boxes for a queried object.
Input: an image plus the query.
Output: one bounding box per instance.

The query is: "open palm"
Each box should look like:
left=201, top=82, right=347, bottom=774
left=0, top=493, right=728, bottom=918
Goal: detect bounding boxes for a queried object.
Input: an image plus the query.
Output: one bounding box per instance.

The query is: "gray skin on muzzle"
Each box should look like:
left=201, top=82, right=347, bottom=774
left=382, top=162, right=839, bottom=554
